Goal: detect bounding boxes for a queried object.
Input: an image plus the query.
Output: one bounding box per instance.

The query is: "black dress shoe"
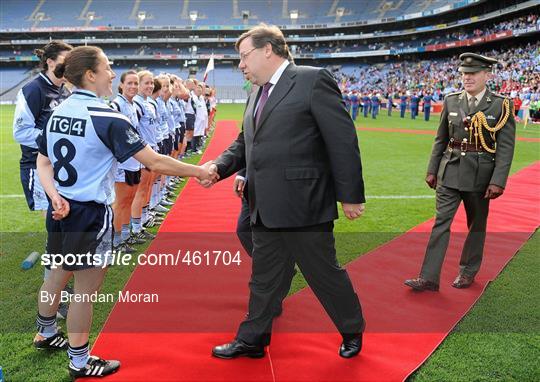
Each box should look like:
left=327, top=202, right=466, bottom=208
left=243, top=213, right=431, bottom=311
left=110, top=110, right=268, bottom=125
left=212, top=339, right=265, bottom=359
left=339, top=333, right=362, bottom=358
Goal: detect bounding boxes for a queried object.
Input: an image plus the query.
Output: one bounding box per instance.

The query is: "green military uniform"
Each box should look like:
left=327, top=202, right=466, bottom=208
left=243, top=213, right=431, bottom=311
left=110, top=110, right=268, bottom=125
left=420, top=53, right=516, bottom=284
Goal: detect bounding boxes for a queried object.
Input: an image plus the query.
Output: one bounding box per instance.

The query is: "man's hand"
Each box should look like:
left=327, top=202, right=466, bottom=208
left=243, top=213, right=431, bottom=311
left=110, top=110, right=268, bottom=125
left=51, top=195, right=70, bottom=221
left=425, top=174, right=437, bottom=189
left=233, top=177, right=246, bottom=198
left=197, top=161, right=220, bottom=188
left=484, top=184, right=504, bottom=199
left=342, top=203, right=365, bottom=220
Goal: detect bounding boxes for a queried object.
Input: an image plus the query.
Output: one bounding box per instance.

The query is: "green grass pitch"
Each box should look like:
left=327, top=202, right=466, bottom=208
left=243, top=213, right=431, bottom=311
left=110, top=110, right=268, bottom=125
left=0, top=103, right=538, bottom=381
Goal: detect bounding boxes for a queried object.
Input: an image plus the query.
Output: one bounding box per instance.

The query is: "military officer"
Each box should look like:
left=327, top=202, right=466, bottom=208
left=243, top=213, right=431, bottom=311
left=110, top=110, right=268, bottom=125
left=405, top=53, right=516, bottom=291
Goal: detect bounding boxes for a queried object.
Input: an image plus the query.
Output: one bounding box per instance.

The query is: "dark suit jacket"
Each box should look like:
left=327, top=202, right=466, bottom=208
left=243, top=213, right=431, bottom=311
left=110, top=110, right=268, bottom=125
left=215, top=63, right=365, bottom=228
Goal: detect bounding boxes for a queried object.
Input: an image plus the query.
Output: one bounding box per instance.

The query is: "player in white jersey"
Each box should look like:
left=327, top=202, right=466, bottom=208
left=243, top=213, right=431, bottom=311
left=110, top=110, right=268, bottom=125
left=33, top=46, right=218, bottom=379
left=193, top=83, right=208, bottom=154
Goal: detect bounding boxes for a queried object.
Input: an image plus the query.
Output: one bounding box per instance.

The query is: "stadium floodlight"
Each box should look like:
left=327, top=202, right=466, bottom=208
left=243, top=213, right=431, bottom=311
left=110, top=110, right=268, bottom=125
left=290, top=10, right=299, bottom=20
left=88, top=14, right=94, bottom=21
left=138, top=12, right=146, bottom=21
left=189, top=11, right=198, bottom=22
left=336, top=8, right=345, bottom=17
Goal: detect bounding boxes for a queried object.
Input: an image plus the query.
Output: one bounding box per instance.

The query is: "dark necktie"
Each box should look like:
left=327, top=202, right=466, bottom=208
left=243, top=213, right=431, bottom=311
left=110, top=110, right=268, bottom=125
left=468, top=96, right=477, bottom=113
left=255, top=82, right=273, bottom=127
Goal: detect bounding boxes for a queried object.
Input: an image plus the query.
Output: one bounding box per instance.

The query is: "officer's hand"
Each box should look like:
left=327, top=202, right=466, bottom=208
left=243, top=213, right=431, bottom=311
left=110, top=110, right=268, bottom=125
left=425, top=174, right=437, bottom=189
left=484, top=184, right=504, bottom=199
left=342, top=203, right=365, bottom=220
left=233, top=177, right=245, bottom=198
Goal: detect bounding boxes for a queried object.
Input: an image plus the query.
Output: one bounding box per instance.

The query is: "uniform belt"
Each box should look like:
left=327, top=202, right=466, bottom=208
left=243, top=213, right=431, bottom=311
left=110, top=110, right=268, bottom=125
left=448, top=141, right=488, bottom=152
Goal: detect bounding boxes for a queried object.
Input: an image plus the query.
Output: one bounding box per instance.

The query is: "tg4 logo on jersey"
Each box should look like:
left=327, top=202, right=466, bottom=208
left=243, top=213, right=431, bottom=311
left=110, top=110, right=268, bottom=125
left=50, top=115, right=87, bottom=137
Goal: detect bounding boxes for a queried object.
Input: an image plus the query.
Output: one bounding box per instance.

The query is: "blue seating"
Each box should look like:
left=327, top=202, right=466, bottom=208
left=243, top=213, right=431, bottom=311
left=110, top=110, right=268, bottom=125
left=0, top=0, right=472, bottom=29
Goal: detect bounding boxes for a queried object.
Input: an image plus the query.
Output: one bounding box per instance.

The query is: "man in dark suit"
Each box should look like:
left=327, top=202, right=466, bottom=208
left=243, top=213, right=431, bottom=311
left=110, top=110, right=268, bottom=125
left=204, top=24, right=366, bottom=359
left=234, top=168, right=294, bottom=318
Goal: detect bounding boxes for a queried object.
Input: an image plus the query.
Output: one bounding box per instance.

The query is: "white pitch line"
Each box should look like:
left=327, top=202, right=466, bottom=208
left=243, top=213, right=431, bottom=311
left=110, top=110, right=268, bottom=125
left=0, top=194, right=25, bottom=198
left=366, top=195, right=435, bottom=199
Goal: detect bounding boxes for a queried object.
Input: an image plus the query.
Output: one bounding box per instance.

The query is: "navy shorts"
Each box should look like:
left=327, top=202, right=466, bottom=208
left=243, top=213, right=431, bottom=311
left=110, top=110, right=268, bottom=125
left=173, top=128, right=181, bottom=151
left=115, top=168, right=141, bottom=186
left=45, top=200, right=113, bottom=271
left=20, top=167, right=48, bottom=211
left=185, top=114, right=195, bottom=131
left=166, top=136, right=173, bottom=154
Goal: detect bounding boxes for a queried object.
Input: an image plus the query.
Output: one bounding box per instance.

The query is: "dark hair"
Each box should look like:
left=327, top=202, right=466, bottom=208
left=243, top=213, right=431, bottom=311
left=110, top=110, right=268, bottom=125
left=118, top=70, right=138, bottom=94
left=34, top=40, right=73, bottom=71
left=235, top=23, right=290, bottom=60
left=153, top=78, right=162, bottom=93
left=53, top=46, right=104, bottom=88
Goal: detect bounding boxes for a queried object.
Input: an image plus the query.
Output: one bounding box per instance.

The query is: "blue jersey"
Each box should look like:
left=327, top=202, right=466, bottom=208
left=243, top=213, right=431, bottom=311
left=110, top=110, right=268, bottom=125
left=350, top=94, right=360, bottom=106
left=133, top=94, right=158, bottom=148
left=400, top=95, right=407, bottom=105
left=362, top=96, right=370, bottom=105
left=423, top=95, right=432, bottom=107
left=13, top=72, right=70, bottom=169
left=411, top=96, right=420, bottom=106
left=110, top=94, right=142, bottom=172
left=371, top=96, right=380, bottom=106
left=155, top=96, right=169, bottom=142
left=165, top=98, right=177, bottom=135
left=38, top=90, right=146, bottom=204
left=342, top=94, right=350, bottom=105
left=171, top=97, right=186, bottom=124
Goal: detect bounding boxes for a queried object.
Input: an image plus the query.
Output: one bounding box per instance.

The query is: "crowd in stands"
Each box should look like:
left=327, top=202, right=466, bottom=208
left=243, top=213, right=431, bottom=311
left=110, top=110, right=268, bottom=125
left=333, top=41, right=540, bottom=122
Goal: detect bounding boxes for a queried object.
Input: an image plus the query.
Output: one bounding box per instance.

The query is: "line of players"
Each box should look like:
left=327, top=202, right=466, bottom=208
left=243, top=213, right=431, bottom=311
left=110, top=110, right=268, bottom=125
left=12, top=42, right=220, bottom=378
left=108, top=70, right=217, bottom=254
left=13, top=41, right=218, bottom=261
left=341, top=89, right=435, bottom=121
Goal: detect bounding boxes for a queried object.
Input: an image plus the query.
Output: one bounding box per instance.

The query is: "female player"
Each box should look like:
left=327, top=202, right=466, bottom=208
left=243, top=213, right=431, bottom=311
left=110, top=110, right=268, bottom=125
left=35, top=46, right=217, bottom=378
left=109, top=70, right=144, bottom=251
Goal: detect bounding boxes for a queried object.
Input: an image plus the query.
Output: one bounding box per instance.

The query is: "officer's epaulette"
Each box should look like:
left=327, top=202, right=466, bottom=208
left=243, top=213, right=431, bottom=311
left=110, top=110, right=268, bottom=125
left=446, top=91, right=462, bottom=97
left=489, top=92, right=508, bottom=100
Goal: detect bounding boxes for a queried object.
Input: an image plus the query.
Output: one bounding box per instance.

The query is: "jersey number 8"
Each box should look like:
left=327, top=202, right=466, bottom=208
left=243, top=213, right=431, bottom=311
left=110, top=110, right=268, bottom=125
left=53, top=138, right=78, bottom=187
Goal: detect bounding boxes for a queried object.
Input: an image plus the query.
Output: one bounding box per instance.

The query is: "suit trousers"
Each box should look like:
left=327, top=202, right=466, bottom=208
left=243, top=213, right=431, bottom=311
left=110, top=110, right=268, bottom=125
left=236, top=188, right=294, bottom=315
left=420, top=185, right=490, bottom=283
left=236, top=220, right=364, bottom=346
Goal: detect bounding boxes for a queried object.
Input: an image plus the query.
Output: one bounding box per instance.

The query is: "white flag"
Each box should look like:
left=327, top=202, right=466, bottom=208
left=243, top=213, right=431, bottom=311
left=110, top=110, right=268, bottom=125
left=203, top=54, right=215, bottom=82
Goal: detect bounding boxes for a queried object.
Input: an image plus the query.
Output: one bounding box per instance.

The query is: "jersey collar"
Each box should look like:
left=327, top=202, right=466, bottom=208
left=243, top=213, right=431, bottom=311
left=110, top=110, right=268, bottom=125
left=73, top=89, right=98, bottom=98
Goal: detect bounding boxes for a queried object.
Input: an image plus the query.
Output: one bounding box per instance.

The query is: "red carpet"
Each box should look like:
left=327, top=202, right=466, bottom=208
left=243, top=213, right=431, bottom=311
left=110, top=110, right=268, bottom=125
left=86, top=121, right=539, bottom=381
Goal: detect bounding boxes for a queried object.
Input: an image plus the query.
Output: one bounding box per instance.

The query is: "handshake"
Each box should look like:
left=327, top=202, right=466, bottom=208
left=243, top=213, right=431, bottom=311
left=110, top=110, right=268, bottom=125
left=197, top=161, right=220, bottom=188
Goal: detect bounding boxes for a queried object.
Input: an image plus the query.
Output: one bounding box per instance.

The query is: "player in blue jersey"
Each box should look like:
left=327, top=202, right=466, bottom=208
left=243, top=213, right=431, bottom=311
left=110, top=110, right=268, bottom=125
left=422, top=89, right=433, bottom=121
left=13, top=41, right=72, bottom=213
left=371, top=93, right=380, bottom=119
left=183, top=79, right=198, bottom=155
left=362, top=92, right=371, bottom=118
left=34, top=46, right=218, bottom=379
left=410, top=92, right=420, bottom=119
left=400, top=91, right=408, bottom=118
left=169, top=75, right=185, bottom=164
left=350, top=90, right=360, bottom=121
left=12, top=40, right=74, bottom=318
left=109, top=70, right=146, bottom=252
left=132, top=70, right=161, bottom=234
